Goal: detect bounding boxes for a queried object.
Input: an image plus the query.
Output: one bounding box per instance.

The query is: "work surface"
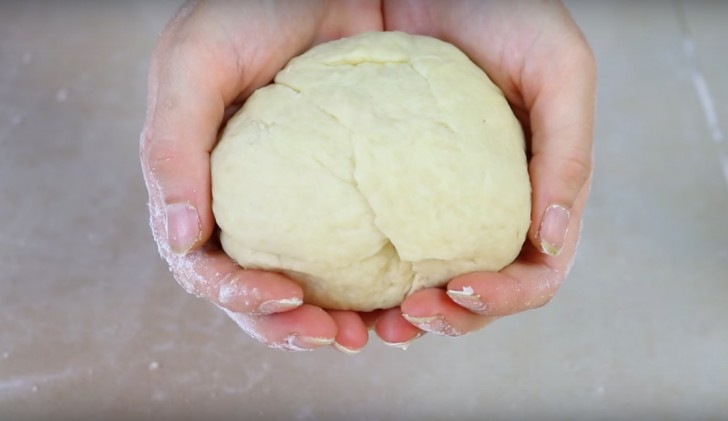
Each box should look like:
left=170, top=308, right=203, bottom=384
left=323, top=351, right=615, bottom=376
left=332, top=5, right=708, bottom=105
left=1, top=1, right=727, bottom=419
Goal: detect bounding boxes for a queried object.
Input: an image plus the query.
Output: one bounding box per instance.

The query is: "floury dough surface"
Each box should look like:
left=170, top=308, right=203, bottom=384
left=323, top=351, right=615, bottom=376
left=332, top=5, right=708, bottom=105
left=211, top=32, right=531, bottom=311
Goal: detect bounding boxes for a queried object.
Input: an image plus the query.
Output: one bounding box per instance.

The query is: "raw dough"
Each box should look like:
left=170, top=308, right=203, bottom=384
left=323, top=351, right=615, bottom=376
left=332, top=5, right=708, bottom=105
left=211, top=32, right=531, bottom=311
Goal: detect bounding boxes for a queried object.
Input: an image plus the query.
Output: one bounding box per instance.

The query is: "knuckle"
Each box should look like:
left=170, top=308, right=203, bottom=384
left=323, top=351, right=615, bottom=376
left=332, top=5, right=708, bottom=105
left=558, top=153, right=592, bottom=195
left=157, top=22, right=215, bottom=77
left=532, top=277, right=564, bottom=309
left=166, top=252, right=208, bottom=298
left=141, top=134, right=177, bottom=179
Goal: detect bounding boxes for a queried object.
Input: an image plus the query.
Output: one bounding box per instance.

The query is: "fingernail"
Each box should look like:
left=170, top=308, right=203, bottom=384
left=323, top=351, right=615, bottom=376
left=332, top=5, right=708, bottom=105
left=382, top=333, right=421, bottom=350
left=291, top=335, right=335, bottom=350
left=402, top=314, right=460, bottom=336
left=447, top=287, right=488, bottom=313
left=333, top=342, right=362, bottom=355
left=166, top=202, right=201, bottom=255
left=258, top=298, right=303, bottom=314
left=539, top=204, right=571, bottom=256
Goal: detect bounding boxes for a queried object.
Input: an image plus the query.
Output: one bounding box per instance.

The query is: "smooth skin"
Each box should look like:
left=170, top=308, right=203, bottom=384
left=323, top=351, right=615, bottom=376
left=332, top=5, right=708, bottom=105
left=140, top=0, right=596, bottom=352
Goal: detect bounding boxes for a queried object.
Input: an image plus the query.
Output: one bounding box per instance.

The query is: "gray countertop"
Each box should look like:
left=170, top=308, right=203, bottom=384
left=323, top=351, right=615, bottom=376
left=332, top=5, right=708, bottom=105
left=1, top=1, right=727, bottom=419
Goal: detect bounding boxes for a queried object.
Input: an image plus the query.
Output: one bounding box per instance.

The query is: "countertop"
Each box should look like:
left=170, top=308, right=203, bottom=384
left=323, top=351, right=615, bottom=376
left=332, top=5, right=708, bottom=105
left=1, top=1, right=727, bottom=419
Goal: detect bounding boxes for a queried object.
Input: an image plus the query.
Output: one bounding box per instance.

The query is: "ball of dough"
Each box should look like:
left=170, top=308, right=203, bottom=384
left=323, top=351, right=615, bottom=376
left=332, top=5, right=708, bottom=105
left=211, top=32, right=531, bottom=312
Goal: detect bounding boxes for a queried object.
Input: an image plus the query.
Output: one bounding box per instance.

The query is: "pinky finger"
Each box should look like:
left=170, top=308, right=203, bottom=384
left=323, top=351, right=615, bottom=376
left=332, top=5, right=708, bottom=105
left=400, top=289, right=498, bottom=336
left=374, top=308, right=423, bottom=349
left=328, top=311, right=368, bottom=354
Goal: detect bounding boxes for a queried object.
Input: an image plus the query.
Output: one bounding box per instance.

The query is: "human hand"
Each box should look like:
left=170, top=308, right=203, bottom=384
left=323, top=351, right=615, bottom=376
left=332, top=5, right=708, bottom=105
left=140, top=0, right=595, bottom=352
left=139, top=0, right=425, bottom=352
left=377, top=0, right=597, bottom=338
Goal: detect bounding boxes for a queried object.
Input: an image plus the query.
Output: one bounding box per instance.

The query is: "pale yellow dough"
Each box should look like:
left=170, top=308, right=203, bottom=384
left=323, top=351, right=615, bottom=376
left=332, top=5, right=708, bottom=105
left=211, top=32, right=531, bottom=311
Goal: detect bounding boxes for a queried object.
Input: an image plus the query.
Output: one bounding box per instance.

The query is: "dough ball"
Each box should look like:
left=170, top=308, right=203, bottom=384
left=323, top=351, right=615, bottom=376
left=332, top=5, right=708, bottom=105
left=211, top=32, right=531, bottom=311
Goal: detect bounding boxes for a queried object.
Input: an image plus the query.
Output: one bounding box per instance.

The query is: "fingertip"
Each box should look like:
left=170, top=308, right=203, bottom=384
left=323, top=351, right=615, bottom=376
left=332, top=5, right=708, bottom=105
left=165, top=202, right=202, bottom=255
left=215, top=269, right=304, bottom=315
left=448, top=266, right=563, bottom=317
left=333, top=341, right=362, bottom=355
left=289, top=335, right=335, bottom=351
left=261, top=304, right=338, bottom=351
left=445, top=287, right=488, bottom=314
left=380, top=332, right=422, bottom=351
left=401, top=288, right=496, bottom=336
left=447, top=273, right=514, bottom=316
left=535, top=203, right=571, bottom=257
left=400, top=288, right=450, bottom=318
left=257, top=297, right=304, bottom=315
left=222, top=304, right=338, bottom=352
left=527, top=155, right=587, bottom=259
left=375, top=308, right=422, bottom=348
left=329, top=311, right=368, bottom=354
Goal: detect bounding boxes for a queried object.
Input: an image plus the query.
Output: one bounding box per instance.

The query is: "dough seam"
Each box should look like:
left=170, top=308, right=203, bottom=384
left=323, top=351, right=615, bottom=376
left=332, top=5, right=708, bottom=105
left=303, top=99, right=416, bottom=295
left=276, top=78, right=416, bottom=292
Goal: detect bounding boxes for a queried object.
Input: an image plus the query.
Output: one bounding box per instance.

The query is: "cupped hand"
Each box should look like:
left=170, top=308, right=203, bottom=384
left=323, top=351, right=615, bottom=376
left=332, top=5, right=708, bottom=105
left=140, top=0, right=596, bottom=352
left=379, top=0, right=597, bottom=338
left=139, top=0, right=424, bottom=352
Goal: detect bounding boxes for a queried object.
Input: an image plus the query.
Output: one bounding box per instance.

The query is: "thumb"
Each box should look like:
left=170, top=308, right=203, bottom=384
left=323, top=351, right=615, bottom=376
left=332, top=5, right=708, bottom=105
left=526, top=41, right=597, bottom=256
left=140, top=35, right=233, bottom=256
left=139, top=2, right=324, bottom=257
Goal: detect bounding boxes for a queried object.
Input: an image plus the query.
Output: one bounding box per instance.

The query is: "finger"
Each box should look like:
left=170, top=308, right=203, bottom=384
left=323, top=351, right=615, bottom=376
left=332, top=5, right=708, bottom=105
left=140, top=11, right=237, bottom=257
left=140, top=1, right=337, bottom=256
left=387, top=1, right=596, bottom=258
left=401, top=289, right=497, bottom=336
left=328, top=311, right=369, bottom=354
left=374, top=308, right=424, bottom=349
left=318, top=0, right=383, bottom=41
left=447, top=174, right=591, bottom=316
left=139, top=3, right=331, bottom=312
left=446, top=244, right=562, bottom=317
left=156, top=243, right=303, bottom=314
left=526, top=43, right=596, bottom=257
left=382, top=0, right=439, bottom=37
left=213, top=270, right=304, bottom=315
left=222, top=304, right=338, bottom=351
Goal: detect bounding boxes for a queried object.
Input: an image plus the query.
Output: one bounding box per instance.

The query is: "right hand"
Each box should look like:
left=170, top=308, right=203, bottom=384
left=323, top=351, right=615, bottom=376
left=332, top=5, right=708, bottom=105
left=139, top=0, right=422, bottom=352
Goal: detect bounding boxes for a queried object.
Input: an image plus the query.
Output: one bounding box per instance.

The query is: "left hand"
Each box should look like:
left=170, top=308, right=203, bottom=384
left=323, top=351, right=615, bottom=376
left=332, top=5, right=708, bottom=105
left=372, top=0, right=597, bottom=342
